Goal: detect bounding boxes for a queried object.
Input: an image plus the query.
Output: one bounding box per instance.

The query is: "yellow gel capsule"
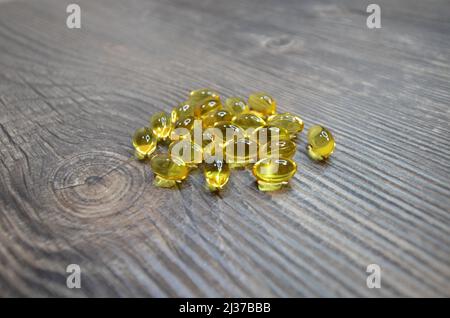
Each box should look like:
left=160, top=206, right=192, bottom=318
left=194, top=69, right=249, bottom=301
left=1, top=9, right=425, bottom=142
left=252, top=125, right=290, bottom=146
left=203, top=122, right=244, bottom=160
left=193, top=97, right=222, bottom=118
left=150, top=154, right=189, bottom=188
left=248, top=92, right=276, bottom=116
left=225, top=97, right=249, bottom=115
left=224, top=138, right=258, bottom=168
left=252, top=157, right=297, bottom=191
left=232, top=112, right=266, bottom=132
left=267, top=112, right=304, bottom=137
left=171, top=101, right=194, bottom=124
left=204, top=157, right=230, bottom=191
left=260, top=139, right=297, bottom=159
left=202, top=109, right=233, bottom=128
left=168, top=139, right=203, bottom=166
left=307, top=125, right=335, bottom=161
left=210, top=121, right=245, bottom=144
left=150, top=111, right=172, bottom=140
left=202, top=136, right=224, bottom=163
left=189, top=88, right=220, bottom=104
left=171, top=116, right=195, bottom=140
left=245, top=110, right=269, bottom=120
left=132, top=127, right=157, bottom=160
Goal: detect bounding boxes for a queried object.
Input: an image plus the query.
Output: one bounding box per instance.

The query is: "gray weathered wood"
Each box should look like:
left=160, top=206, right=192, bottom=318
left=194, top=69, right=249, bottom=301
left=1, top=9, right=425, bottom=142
left=0, top=0, right=449, bottom=297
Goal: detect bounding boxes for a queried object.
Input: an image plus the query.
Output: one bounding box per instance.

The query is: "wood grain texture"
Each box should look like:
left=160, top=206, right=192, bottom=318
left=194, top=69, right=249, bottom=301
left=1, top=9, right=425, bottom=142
left=0, top=0, right=449, bottom=297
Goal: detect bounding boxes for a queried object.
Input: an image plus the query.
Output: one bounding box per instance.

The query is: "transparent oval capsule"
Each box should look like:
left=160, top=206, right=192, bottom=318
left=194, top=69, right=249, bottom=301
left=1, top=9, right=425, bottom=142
left=225, top=97, right=249, bottom=115
left=168, top=139, right=203, bottom=167
left=252, top=157, right=297, bottom=191
left=202, top=136, right=222, bottom=163
left=171, top=116, right=195, bottom=140
left=171, top=101, right=194, bottom=124
left=150, top=111, right=172, bottom=140
left=193, top=97, right=222, bottom=118
left=224, top=138, right=258, bottom=168
left=189, top=88, right=220, bottom=104
left=207, top=121, right=245, bottom=144
left=202, top=109, right=233, bottom=128
left=232, top=112, right=266, bottom=132
left=132, top=127, right=157, bottom=160
left=248, top=92, right=276, bottom=116
left=251, top=125, right=290, bottom=146
left=204, top=157, right=230, bottom=191
left=267, top=112, right=304, bottom=137
left=260, top=139, right=297, bottom=159
left=150, top=154, right=189, bottom=188
left=307, top=125, right=335, bottom=161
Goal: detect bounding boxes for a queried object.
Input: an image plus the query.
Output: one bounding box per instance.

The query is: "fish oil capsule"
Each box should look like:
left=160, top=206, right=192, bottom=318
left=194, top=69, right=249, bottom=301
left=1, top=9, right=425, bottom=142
left=150, top=111, right=172, bottom=140
left=252, top=125, right=290, bottom=146
left=203, top=122, right=244, bottom=160
left=307, top=125, right=335, bottom=161
left=260, top=139, right=297, bottom=159
left=210, top=121, right=245, bottom=144
left=189, top=88, right=220, bottom=104
left=202, top=134, right=225, bottom=163
left=267, top=112, right=304, bottom=138
left=224, top=138, right=258, bottom=168
left=252, top=157, right=297, bottom=191
left=202, top=141, right=218, bottom=163
left=193, top=97, right=222, bottom=118
left=171, top=101, right=194, bottom=124
left=168, top=139, right=203, bottom=167
left=225, top=97, right=249, bottom=115
left=202, top=109, right=233, bottom=128
left=132, top=127, right=157, bottom=160
left=150, top=154, right=189, bottom=188
left=171, top=116, right=196, bottom=140
left=204, top=157, right=230, bottom=191
left=232, top=112, right=266, bottom=132
left=246, top=110, right=269, bottom=119
left=248, top=92, right=276, bottom=116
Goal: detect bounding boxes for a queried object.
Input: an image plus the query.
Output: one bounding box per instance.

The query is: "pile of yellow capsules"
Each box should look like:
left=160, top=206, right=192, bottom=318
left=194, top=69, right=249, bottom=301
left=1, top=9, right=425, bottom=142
left=132, top=89, right=335, bottom=192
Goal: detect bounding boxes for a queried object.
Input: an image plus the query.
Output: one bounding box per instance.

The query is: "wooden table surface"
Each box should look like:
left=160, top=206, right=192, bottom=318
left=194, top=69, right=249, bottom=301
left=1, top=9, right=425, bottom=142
left=0, top=0, right=449, bottom=297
